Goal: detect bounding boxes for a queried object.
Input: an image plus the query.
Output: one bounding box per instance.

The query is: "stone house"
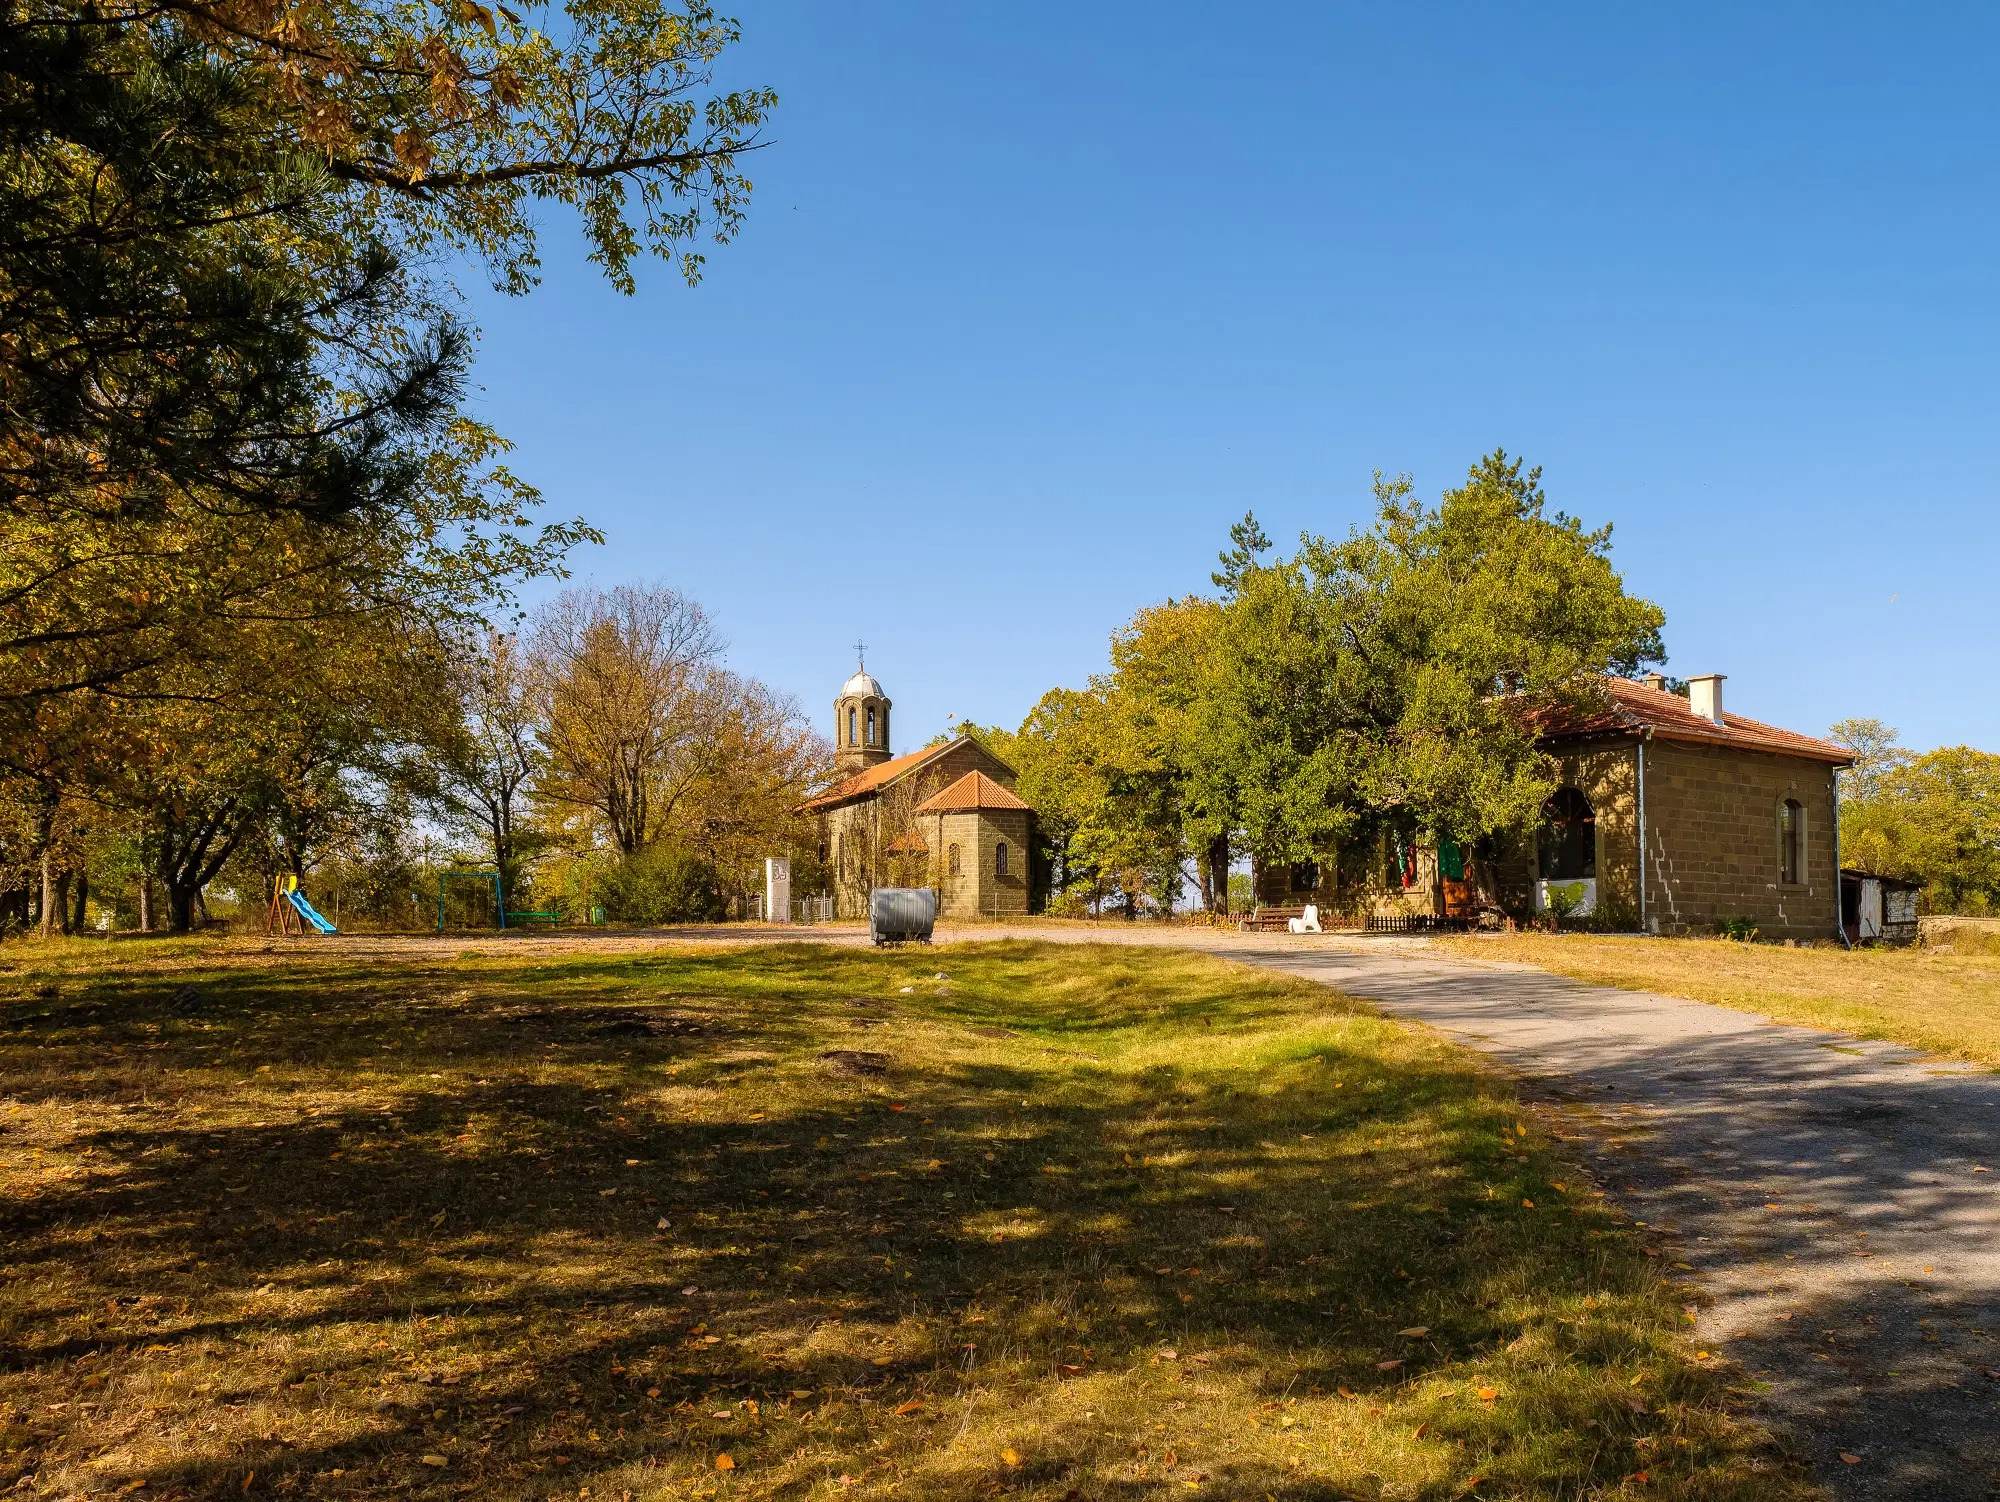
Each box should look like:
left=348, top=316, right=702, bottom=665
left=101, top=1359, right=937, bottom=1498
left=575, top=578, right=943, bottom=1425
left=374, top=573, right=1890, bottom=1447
left=803, top=660, right=1034, bottom=919
left=1252, top=673, right=1854, bottom=939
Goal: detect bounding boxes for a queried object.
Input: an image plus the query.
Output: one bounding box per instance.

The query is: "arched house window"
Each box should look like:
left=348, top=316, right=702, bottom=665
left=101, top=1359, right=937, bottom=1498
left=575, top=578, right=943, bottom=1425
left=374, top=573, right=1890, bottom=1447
left=947, top=844, right=962, bottom=877
left=1538, top=787, right=1596, bottom=880
left=1780, top=798, right=1805, bottom=885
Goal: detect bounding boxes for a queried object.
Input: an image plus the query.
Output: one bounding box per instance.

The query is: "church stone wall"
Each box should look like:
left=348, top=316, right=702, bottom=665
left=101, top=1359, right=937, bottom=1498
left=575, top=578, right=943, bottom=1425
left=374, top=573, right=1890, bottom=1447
left=814, top=738, right=1022, bottom=918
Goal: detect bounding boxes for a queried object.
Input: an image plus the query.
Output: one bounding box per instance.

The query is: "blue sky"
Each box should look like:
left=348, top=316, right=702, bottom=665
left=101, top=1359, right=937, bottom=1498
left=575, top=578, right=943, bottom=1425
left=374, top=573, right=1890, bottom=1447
left=465, top=2, right=2000, bottom=758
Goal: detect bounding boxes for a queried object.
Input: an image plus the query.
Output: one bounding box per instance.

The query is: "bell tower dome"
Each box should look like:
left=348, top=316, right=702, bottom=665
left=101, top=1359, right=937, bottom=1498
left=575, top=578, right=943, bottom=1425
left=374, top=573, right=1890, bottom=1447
left=834, top=644, right=891, bottom=776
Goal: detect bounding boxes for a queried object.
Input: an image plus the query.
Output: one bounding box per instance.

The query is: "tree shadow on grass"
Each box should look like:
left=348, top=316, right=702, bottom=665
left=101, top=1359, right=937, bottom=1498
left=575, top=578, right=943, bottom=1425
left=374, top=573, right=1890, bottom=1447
left=0, top=944, right=1812, bottom=1499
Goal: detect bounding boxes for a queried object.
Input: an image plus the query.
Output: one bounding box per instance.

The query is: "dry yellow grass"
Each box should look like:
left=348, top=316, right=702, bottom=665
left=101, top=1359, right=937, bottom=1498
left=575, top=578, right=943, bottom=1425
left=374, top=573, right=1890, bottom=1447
left=1435, top=932, right=2000, bottom=1066
left=0, top=937, right=1814, bottom=1500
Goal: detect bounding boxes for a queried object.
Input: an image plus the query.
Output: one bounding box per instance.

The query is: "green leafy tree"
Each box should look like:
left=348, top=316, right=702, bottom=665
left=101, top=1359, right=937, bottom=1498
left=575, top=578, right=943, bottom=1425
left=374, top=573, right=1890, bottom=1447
left=1211, top=510, right=1272, bottom=597
left=1217, top=453, right=1664, bottom=868
left=4, top=0, right=763, bottom=701
left=1827, top=717, right=1914, bottom=803
left=1017, top=452, right=1665, bottom=915
left=1842, top=745, right=2000, bottom=915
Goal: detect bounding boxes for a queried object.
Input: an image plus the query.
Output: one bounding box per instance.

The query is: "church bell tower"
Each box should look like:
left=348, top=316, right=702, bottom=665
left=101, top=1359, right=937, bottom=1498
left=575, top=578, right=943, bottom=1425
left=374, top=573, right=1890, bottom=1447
left=834, top=645, right=891, bottom=776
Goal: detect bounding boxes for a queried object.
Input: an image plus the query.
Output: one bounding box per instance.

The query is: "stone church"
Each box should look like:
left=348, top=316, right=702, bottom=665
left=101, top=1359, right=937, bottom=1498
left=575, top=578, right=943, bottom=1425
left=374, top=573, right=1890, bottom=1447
left=804, top=658, right=1034, bottom=919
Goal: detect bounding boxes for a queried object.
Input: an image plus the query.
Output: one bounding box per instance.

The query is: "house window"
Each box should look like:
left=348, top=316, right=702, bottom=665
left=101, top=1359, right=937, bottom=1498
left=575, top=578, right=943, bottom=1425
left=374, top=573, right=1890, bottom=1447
left=867, top=706, right=876, bottom=745
left=848, top=706, right=857, bottom=745
left=996, top=842, right=1009, bottom=877
left=1289, top=860, right=1319, bottom=893
left=948, top=844, right=961, bottom=877
left=1781, top=798, right=1804, bottom=884
left=1538, top=787, right=1596, bottom=880
left=1386, top=833, right=1417, bottom=889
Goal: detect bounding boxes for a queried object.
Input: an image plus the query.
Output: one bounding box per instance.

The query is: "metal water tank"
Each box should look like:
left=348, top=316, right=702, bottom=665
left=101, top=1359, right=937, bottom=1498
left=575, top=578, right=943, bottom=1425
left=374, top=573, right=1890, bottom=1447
left=869, top=887, right=936, bottom=945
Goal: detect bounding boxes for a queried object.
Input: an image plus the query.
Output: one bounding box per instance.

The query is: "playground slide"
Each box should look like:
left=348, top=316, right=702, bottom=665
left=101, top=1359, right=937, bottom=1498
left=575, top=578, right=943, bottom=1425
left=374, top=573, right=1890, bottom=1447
left=286, top=888, right=339, bottom=935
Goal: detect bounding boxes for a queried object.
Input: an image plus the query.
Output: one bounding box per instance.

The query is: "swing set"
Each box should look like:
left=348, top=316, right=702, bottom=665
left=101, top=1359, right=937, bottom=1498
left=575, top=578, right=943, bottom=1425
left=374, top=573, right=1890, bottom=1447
left=434, top=870, right=564, bottom=932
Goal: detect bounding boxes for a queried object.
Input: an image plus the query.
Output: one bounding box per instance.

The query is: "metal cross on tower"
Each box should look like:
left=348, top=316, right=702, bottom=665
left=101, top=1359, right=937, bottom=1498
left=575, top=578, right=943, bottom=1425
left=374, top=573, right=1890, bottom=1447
left=854, top=639, right=867, bottom=667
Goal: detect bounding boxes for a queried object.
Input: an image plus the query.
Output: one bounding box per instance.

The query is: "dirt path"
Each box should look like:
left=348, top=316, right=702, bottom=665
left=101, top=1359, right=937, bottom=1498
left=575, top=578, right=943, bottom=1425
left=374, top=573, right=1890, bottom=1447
left=292, top=923, right=2000, bottom=1496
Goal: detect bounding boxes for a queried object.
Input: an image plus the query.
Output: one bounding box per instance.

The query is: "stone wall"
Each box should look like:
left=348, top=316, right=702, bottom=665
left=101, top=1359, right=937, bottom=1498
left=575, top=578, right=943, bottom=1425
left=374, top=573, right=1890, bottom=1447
left=1636, top=739, right=1840, bottom=938
left=815, top=738, right=1023, bottom=918
left=933, top=808, right=1032, bottom=918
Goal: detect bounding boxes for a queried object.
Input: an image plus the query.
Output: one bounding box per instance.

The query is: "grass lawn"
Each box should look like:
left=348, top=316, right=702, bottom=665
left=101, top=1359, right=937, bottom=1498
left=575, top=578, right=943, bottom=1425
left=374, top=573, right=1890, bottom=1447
left=1435, top=932, right=2000, bottom=1068
left=0, top=937, right=1811, bottom=1501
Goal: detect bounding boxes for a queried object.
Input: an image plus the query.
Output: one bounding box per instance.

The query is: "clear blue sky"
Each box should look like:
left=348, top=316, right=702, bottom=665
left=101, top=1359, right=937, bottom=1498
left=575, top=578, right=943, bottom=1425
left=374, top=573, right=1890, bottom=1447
left=464, top=1, right=2000, bottom=758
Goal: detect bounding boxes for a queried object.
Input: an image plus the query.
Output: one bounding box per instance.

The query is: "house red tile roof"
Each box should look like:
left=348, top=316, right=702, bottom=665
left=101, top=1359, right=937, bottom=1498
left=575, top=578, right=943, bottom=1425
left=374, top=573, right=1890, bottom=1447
left=1540, top=677, right=1853, bottom=764
left=913, top=770, right=1031, bottom=814
left=801, top=743, right=957, bottom=811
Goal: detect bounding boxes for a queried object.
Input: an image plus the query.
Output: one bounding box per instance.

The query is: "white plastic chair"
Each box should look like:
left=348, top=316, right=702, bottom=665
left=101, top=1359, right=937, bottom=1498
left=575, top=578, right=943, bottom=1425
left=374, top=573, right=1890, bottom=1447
left=1288, top=903, right=1322, bottom=934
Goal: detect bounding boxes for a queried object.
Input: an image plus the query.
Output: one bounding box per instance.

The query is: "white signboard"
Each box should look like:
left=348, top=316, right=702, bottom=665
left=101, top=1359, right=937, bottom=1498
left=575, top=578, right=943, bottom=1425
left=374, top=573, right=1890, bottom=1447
left=764, top=857, right=791, bottom=924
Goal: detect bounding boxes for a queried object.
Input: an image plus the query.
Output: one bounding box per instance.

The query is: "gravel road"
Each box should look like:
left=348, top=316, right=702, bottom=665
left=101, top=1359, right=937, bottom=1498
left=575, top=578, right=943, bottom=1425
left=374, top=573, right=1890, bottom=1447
left=1217, top=941, right=2000, bottom=1501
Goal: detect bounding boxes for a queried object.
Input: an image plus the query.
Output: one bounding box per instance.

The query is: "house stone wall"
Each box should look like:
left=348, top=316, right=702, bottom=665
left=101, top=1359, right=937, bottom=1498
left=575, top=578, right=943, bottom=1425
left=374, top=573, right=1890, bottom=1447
left=1636, top=739, right=1840, bottom=938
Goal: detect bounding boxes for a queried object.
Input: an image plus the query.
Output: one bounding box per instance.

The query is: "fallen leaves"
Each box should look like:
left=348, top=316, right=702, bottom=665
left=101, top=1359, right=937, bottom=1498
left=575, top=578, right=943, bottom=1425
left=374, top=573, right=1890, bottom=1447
left=1839, top=1453, right=1862, bottom=1465
left=1001, top=1448, right=1022, bottom=1469
left=1373, top=1359, right=1403, bottom=1372
left=895, top=1398, right=925, bottom=1415
left=1475, top=1387, right=1498, bottom=1402
left=419, top=1455, right=448, bottom=1468
left=715, top=1453, right=736, bottom=1471
left=1396, top=1326, right=1429, bottom=1338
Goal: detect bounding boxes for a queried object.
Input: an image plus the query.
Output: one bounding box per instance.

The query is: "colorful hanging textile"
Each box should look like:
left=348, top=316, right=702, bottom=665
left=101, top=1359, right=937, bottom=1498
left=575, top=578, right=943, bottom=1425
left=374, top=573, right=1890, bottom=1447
left=1439, top=838, right=1465, bottom=881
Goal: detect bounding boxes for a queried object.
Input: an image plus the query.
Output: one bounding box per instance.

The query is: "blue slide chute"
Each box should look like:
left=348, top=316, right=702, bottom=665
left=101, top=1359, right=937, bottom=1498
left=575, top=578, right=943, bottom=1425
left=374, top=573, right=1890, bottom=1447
left=286, top=888, right=338, bottom=934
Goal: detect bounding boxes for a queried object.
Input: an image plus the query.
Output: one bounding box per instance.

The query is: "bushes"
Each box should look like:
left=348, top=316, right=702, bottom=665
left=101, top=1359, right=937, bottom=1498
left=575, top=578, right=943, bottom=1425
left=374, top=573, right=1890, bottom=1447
left=598, top=846, right=725, bottom=925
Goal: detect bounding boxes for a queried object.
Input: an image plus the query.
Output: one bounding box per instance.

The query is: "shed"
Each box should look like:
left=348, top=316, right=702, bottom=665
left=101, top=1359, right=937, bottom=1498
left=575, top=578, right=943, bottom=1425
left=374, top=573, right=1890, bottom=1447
left=1840, top=869, right=1921, bottom=945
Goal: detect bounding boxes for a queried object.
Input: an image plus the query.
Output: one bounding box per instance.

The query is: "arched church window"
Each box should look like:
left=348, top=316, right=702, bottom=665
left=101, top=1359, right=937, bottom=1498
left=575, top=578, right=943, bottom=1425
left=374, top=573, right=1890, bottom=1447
left=1538, top=787, right=1596, bottom=880
left=948, top=844, right=962, bottom=877
left=848, top=706, right=857, bottom=745
left=995, top=842, right=1009, bottom=877
left=867, top=706, right=877, bottom=746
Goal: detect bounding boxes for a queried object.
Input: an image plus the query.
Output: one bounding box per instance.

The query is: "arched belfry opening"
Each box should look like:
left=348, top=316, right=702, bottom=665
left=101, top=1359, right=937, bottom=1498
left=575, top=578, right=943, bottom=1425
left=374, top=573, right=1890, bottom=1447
left=833, top=642, right=892, bottom=776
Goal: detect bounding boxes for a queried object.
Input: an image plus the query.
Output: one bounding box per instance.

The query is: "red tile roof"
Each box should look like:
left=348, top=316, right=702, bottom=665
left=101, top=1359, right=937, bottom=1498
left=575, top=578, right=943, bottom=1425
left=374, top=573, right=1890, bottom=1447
left=1539, top=677, right=1853, bottom=764
left=801, top=743, right=957, bottom=811
left=913, top=770, right=1031, bottom=814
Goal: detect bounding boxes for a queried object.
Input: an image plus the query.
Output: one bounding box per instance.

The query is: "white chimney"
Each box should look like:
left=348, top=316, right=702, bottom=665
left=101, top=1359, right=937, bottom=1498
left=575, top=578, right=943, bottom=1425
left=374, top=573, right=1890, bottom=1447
left=1687, top=673, right=1725, bottom=724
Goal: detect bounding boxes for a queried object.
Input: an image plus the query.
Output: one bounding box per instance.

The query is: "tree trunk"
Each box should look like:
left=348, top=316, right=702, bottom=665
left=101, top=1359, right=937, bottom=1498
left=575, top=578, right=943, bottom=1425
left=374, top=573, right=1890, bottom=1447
left=139, top=878, right=153, bottom=933
left=1206, top=834, right=1231, bottom=916
left=167, top=881, right=198, bottom=933
left=39, top=854, right=70, bottom=937
left=71, top=873, right=89, bottom=934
